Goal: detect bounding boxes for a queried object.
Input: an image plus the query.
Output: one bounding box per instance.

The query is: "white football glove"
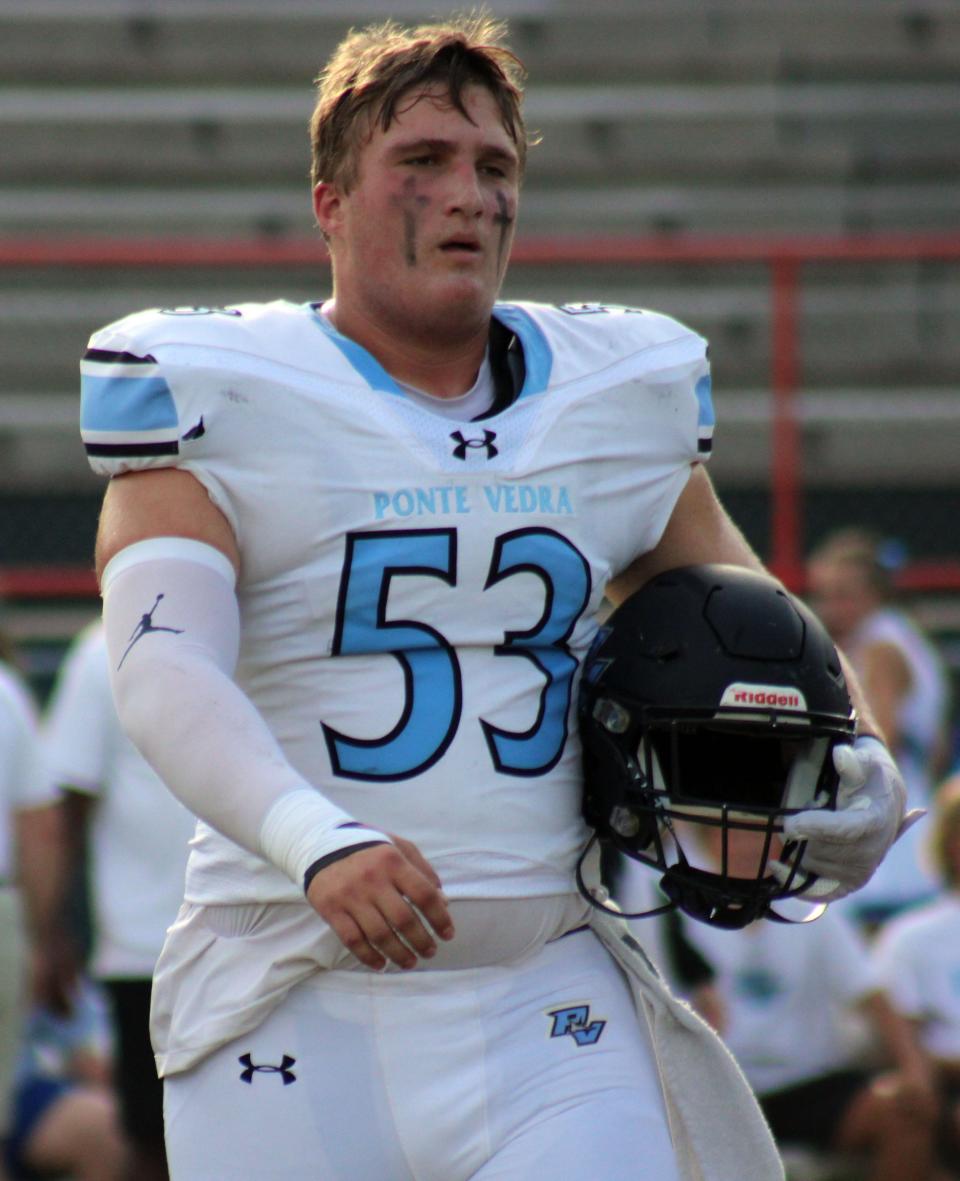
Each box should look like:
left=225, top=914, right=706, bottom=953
left=773, top=735, right=922, bottom=903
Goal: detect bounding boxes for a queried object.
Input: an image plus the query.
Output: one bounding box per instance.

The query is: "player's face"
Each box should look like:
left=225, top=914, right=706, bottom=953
left=806, top=559, right=875, bottom=642
left=700, top=824, right=783, bottom=880
left=315, top=83, right=521, bottom=342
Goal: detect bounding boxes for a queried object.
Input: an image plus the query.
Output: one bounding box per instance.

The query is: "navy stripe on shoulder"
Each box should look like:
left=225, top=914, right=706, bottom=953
left=83, top=347, right=157, bottom=365
left=84, top=440, right=180, bottom=458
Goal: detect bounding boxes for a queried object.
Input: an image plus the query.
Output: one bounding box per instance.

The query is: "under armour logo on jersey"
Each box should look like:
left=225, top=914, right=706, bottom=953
left=238, top=1053, right=297, bottom=1085
left=547, top=1005, right=606, bottom=1046
left=450, top=429, right=498, bottom=460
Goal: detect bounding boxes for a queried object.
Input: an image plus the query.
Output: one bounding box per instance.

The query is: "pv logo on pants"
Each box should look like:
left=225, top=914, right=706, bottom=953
left=546, top=1005, right=606, bottom=1046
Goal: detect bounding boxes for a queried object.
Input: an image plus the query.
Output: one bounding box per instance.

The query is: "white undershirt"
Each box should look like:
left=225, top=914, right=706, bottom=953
left=395, top=356, right=495, bottom=420
left=318, top=302, right=496, bottom=420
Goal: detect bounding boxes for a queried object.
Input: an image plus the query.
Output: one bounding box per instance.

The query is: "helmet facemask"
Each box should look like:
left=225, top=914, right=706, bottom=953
left=578, top=565, right=857, bottom=929
left=609, top=716, right=843, bottom=927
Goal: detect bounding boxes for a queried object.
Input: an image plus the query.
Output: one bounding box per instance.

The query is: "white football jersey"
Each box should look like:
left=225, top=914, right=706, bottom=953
left=81, top=299, right=712, bottom=908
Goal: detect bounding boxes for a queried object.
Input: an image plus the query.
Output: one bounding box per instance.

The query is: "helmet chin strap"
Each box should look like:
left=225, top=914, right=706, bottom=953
left=658, top=863, right=778, bottom=930
left=575, top=834, right=828, bottom=927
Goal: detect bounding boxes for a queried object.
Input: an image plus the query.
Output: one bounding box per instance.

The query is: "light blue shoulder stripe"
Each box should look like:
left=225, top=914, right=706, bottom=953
left=491, top=304, right=553, bottom=396
left=695, top=374, right=716, bottom=429
left=308, top=307, right=403, bottom=395
left=81, top=374, right=179, bottom=431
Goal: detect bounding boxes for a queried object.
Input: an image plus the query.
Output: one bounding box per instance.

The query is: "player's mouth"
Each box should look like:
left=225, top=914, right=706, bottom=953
left=439, top=236, right=482, bottom=255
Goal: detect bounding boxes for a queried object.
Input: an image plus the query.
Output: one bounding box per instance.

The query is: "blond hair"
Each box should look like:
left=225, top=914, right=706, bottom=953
left=927, top=774, right=960, bottom=887
left=309, top=13, right=528, bottom=192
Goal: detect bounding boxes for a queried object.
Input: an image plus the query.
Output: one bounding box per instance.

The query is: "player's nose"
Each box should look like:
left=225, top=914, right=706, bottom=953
left=444, top=162, right=484, bottom=219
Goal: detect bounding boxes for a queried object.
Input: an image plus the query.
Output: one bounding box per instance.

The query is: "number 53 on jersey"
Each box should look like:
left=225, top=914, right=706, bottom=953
left=322, top=526, right=592, bottom=782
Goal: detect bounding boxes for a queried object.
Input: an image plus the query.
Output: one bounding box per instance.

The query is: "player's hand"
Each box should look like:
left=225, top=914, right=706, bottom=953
left=873, top=1067, right=939, bottom=1122
left=305, top=834, right=455, bottom=971
left=30, top=929, right=80, bottom=1017
left=775, top=736, right=920, bottom=903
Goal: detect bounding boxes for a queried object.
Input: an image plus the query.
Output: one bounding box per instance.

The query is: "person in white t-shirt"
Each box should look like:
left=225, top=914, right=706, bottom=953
left=874, top=773, right=960, bottom=1175
left=42, top=622, right=195, bottom=1181
left=808, top=529, right=952, bottom=927
left=0, top=640, right=65, bottom=1180
left=675, top=825, right=939, bottom=1181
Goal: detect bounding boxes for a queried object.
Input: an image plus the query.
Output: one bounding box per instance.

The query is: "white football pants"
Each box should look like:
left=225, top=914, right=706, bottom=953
left=163, top=927, right=680, bottom=1180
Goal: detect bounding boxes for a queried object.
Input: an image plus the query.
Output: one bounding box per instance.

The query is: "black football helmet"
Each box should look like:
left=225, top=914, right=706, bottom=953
left=578, top=564, right=856, bottom=929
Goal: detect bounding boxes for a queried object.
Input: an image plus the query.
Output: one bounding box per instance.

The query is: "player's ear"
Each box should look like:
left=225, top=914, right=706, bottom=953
left=313, top=182, right=344, bottom=239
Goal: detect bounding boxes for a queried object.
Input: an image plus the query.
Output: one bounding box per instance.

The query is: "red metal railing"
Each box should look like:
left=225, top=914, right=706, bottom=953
left=2, top=231, right=960, bottom=596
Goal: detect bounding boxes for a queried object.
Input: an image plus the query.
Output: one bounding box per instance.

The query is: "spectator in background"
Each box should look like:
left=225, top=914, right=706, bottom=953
left=0, top=633, right=66, bottom=1181
left=874, top=773, right=960, bottom=1178
left=808, top=528, right=952, bottom=928
left=672, top=824, right=939, bottom=1181
left=4, top=979, right=125, bottom=1181
left=42, top=621, right=196, bottom=1181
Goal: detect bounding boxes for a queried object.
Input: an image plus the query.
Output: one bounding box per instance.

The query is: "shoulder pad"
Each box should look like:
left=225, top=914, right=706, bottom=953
left=496, top=300, right=707, bottom=390
left=80, top=301, right=313, bottom=473
left=86, top=300, right=294, bottom=358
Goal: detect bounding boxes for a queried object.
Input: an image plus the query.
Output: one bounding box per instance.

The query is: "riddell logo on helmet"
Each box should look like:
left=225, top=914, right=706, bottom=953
left=719, top=683, right=808, bottom=711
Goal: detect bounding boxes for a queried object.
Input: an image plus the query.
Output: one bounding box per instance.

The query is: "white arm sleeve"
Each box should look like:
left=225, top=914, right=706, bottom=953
left=101, top=538, right=388, bottom=888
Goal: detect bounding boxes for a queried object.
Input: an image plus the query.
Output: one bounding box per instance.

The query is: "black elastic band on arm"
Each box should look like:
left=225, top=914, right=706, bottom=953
left=302, top=842, right=388, bottom=894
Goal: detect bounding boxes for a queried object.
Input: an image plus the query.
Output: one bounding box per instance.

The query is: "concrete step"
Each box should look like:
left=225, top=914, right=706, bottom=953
left=0, top=1, right=957, bottom=85
left=1, top=83, right=956, bottom=186
left=2, top=265, right=957, bottom=392
left=1, top=180, right=958, bottom=237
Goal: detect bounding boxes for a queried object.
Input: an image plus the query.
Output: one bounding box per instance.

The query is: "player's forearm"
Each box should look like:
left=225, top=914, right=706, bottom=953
left=14, top=802, right=68, bottom=941
left=101, top=538, right=387, bottom=887
left=837, top=649, right=886, bottom=745
left=862, top=990, right=933, bottom=1079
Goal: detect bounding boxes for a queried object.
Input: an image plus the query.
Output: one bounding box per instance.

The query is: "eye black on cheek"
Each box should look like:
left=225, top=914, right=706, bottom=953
left=493, top=190, right=515, bottom=228
left=391, top=177, right=431, bottom=267
left=494, top=190, right=516, bottom=272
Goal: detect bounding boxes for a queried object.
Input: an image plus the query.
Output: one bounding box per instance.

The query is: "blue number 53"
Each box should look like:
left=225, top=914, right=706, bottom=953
left=322, top=527, right=591, bottom=781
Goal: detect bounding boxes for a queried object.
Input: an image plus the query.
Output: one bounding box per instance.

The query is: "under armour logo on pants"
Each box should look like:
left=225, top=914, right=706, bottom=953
left=238, top=1053, right=297, bottom=1084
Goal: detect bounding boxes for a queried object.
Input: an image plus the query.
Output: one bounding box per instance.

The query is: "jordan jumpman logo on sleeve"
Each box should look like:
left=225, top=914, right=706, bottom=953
left=118, top=593, right=185, bottom=669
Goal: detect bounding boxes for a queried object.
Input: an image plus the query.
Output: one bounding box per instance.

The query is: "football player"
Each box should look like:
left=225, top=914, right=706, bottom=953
left=80, top=15, right=911, bottom=1180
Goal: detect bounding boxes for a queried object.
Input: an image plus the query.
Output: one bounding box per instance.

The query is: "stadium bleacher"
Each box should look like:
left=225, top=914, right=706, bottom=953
left=0, top=0, right=958, bottom=562
left=3, top=0, right=959, bottom=227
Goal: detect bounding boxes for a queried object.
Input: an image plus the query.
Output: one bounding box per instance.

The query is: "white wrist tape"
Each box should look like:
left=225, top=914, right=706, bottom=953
left=259, top=790, right=388, bottom=887
left=102, top=537, right=388, bottom=887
